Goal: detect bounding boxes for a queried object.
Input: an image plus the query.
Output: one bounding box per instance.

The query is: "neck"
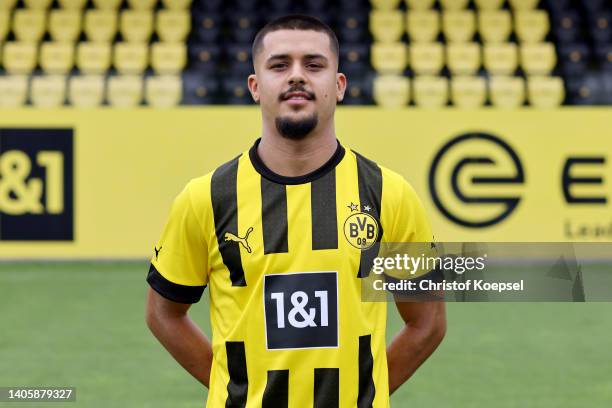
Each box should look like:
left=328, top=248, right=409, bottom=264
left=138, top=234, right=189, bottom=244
left=258, top=119, right=338, bottom=177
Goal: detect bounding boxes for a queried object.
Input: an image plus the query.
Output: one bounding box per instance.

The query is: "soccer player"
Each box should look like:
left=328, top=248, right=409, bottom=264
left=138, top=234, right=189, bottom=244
left=146, top=15, right=446, bottom=407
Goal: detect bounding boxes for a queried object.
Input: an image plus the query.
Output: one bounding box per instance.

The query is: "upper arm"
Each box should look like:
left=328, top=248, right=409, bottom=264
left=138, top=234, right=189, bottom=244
left=147, top=180, right=210, bottom=304
left=394, top=300, right=446, bottom=336
left=146, top=286, right=191, bottom=321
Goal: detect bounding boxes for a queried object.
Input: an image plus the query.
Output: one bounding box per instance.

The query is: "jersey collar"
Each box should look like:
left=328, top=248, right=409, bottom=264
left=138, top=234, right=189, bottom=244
left=249, top=137, right=346, bottom=185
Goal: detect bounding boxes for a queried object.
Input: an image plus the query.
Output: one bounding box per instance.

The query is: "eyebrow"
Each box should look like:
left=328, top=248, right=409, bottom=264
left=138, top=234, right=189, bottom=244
left=266, top=53, right=329, bottom=63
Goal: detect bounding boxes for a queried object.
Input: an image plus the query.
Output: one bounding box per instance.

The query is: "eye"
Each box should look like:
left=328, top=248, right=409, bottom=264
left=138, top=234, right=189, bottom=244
left=307, top=63, right=322, bottom=69
left=271, top=63, right=287, bottom=70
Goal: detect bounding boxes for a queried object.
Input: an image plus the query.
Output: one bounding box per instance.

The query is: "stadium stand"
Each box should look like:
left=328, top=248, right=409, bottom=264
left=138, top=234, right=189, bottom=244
left=0, top=0, right=610, bottom=106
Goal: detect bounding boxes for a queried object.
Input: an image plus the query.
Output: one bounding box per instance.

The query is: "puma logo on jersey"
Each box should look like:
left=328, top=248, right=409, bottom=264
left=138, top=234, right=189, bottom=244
left=224, top=227, right=254, bottom=253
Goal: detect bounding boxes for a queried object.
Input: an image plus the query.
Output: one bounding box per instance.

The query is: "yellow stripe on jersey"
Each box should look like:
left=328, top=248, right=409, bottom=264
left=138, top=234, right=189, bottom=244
left=147, top=138, right=433, bottom=408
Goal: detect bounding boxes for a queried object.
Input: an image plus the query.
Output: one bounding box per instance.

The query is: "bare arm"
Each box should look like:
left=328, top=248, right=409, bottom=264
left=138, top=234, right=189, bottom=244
left=145, top=288, right=213, bottom=387
left=387, top=300, right=446, bottom=395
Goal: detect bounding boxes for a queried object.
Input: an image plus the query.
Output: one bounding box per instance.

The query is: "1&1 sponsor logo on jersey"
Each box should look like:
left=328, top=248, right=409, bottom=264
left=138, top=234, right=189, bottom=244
left=0, top=128, right=73, bottom=240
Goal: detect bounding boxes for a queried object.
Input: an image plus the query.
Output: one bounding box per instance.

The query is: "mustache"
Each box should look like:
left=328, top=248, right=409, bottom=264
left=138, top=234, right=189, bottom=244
left=279, top=86, right=316, bottom=101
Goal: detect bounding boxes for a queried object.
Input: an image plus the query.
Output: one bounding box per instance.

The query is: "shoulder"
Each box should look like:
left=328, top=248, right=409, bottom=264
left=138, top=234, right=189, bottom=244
left=348, top=148, right=415, bottom=199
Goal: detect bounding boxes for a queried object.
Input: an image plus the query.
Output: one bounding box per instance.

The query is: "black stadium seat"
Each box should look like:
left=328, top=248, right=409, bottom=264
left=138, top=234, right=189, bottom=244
left=192, top=11, right=222, bottom=43
left=182, top=70, right=220, bottom=105
left=552, top=10, right=583, bottom=44
left=228, top=11, right=260, bottom=43
left=558, top=42, right=591, bottom=77
left=188, top=43, right=221, bottom=74
left=222, top=75, right=253, bottom=105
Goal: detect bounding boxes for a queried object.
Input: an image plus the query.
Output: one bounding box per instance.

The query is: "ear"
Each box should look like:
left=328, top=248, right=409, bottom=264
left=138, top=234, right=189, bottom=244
left=247, top=74, right=260, bottom=103
left=336, top=72, right=347, bottom=103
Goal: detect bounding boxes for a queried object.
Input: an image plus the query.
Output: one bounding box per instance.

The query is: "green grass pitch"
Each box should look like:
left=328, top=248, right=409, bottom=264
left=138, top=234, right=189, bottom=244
left=0, top=262, right=611, bottom=407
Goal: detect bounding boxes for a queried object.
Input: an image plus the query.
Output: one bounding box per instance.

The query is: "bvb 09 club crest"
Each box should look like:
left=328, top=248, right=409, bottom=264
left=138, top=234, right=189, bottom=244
left=343, top=203, right=380, bottom=250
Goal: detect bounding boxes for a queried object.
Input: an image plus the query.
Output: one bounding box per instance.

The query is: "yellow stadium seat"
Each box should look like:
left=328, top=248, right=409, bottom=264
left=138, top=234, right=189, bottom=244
left=0, top=0, right=18, bottom=10
left=370, top=10, right=404, bottom=43
left=151, top=42, right=186, bottom=74
left=84, top=10, right=117, bottom=42
left=156, top=10, right=191, bottom=42
left=120, top=10, right=154, bottom=42
left=527, top=76, right=564, bottom=108
left=407, top=10, right=440, bottom=43
left=370, top=0, right=401, bottom=9
left=58, top=0, right=87, bottom=9
left=24, top=0, right=53, bottom=9
left=0, top=75, right=28, bottom=106
left=114, top=42, right=149, bottom=74
left=520, top=42, right=556, bottom=75
left=77, top=42, right=112, bottom=74
left=474, top=0, right=505, bottom=9
left=442, top=10, right=476, bottom=42
left=508, top=0, right=539, bottom=10
left=31, top=75, right=66, bottom=107
left=370, top=42, right=408, bottom=73
left=0, top=11, right=9, bottom=41
left=483, top=43, right=518, bottom=75
left=145, top=75, right=182, bottom=107
left=489, top=76, right=525, bottom=108
left=108, top=75, right=143, bottom=107
left=128, top=0, right=157, bottom=9
left=68, top=75, right=105, bottom=107
left=92, top=0, right=123, bottom=9
left=440, top=0, right=469, bottom=10
left=413, top=76, right=448, bottom=107
left=13, top=10, right=47, bottom=42
left=49, top=10, right=82, bottom=42
left=373, top=75, right=410, bottom=107
left=405, top=0, right=435, bottom=10
left=40, top=42, right=74, bottom=74
left=161, top=0, right=192, bottom=10
left=410, top=42, right=444, bottom=75
left=515, top=11, right=549, bottom=43
left=3, top=42, right=38, bottom=74
left=447, top=43, right=480, bottom=75
left=451, top=76, right=486, bottom=107
left=478, top=10, right=511, bottom=43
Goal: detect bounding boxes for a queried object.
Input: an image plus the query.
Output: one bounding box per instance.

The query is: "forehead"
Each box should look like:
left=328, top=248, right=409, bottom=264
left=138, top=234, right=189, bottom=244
left=259, top=29, right=334, bottom=60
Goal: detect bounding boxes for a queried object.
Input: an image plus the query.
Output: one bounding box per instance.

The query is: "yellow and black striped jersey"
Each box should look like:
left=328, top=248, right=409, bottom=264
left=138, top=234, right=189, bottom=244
left=147, top=138, right=433, bottom=408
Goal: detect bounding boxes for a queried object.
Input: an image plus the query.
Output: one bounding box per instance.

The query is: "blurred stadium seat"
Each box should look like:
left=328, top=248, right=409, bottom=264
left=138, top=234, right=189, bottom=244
left=92, top=0, right=123, bottom=10
left=128, top=0, right=157, bottom=10
left=484, top=43, right=519, bottom=75
left=410, top=42, right=444, bottom=75
left=0, top=0, right=19, bottom=10
left=77, top=42, right=112, bottom=74
left=120, top=10, right=154, bottom=42
left=49, top=10, right=82, bottom=43
left=520, top=42, right=557, bottom=75
left=157, top=10, right=191, bottom=42
left=405, top=0, right=436, bottom=10
left=3, top=42, right=38, bottom=75
left=40, top=42, right=75, bottom=75
left=478, top=10, right=512, bottom=43
left=85, top=10, right=118, bottom=42
left=474, top=0, right=505, bottom=10
left=509, top=0, right=540, bottom=10
left=108, top=75, right=143, bottom=107
left=370, top=10, right=404, bottom=43
left=370, top=0, right=401, bottom=9
left=343, top=76, right=374, bottom=105
left=527, top=76, right=564, bottom=107
left=145, top=75, right=182, bottom=107
left=515, top=11, right=550, bottom=43
left=222, top=75, right=252, bottom=105
left=413, top=75, right=448, bottom=107
left=114, top=42, right=149, bottom=74
left=407, top=10, right=440, bottom=43
left=489, top=76, right=526, bottom=108
left=442, top=10, right=476, bottom=42
left=31, top=75, right=66, bottom=107
left=24, top=0, right=53, bottom=9
left=447, top=43, right=480, bottom=75
left=182, top=70, right=219, bottom=104
left=68, top=75, right=106, bottom=107
left=59, top=0, right=87, bottom=8
left=371, top=42, right=408, bottom=73
left=151, top=43, right=187, bottom=74
left=373, top=74, right=410, bottom=107
left=451, top=75, right=487, bottom=108
left=340, top=43, right=370, bottom=77
left=13, top=9, right=46, bottom=42
left=163, top=0, right=193, bottom=10
left=0, top=75, right=29, bottom=107
left=0, top=11, right=10, bottom=42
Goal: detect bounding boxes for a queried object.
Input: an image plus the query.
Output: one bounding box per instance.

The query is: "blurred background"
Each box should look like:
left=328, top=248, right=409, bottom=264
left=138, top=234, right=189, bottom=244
left=0, top=0, right=611, bottom=407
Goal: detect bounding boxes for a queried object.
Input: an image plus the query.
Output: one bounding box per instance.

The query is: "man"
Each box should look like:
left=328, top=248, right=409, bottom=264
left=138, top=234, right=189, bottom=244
left=146, top=15, right=446, bottom=407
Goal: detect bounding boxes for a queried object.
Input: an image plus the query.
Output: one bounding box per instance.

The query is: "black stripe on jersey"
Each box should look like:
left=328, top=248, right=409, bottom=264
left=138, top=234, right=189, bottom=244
left=261, top=178, right=289, bottom=254
left=354, top=151, right=383, bottom=278
left=146, top=264, right=206, bottom=304
left=311, top=168, right=338, bottom=250
left=225, top=341, right=248, bottom=408
left=358, top=335, right=376, bottom=408
left=211, top=155, right=247, bottom=287
left=314, top=368, right=339, bottom=408
left=262, top=370, right=289, bottom=408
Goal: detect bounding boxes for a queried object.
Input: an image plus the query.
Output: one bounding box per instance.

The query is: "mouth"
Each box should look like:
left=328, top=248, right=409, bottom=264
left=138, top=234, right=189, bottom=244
left=282, top=91, right=314, bottom=105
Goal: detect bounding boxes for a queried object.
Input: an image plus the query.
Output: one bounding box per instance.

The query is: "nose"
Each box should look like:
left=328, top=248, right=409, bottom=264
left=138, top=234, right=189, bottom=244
left=288, top=64, right=306, bottom=87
